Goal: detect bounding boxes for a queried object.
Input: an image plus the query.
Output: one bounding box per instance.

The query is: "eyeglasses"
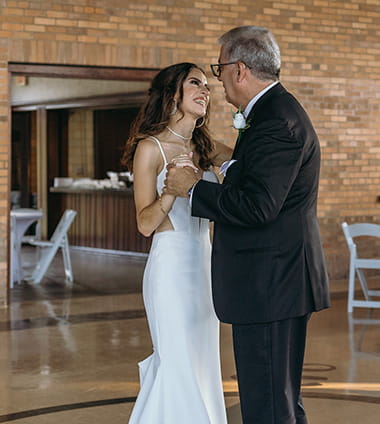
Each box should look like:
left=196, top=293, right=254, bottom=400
left=210, top=61, right=252, bottom=78
left=210, top=62, right=237, bottom=78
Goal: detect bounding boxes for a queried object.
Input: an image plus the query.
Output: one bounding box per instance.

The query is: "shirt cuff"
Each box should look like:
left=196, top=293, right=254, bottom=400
left=219, top=159, right=237, bottom=177
left=188, top=181, right=198, bottom=206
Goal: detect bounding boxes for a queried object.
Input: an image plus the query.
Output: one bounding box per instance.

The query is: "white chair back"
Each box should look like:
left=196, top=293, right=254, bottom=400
left=341, top=221, right=380, bottom=312
left=343, top=222, right=380, bottom=239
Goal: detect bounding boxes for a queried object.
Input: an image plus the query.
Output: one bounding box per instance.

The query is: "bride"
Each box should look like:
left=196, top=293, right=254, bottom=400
left=122, top=62, right=232, bottom=423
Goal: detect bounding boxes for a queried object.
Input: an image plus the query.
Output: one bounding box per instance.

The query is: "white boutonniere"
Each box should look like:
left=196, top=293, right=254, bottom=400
left=232, top=106, right=250, bottom=143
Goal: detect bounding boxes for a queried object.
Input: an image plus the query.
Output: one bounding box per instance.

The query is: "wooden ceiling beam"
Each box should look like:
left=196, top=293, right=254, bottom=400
left=8, top=63, right=159, bottom=81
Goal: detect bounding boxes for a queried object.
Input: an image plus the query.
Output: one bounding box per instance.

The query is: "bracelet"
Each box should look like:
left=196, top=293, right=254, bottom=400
left=159, top=195, right=168, bottom=215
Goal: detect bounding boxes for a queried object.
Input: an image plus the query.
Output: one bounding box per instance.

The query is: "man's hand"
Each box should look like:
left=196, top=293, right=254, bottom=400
left=164, top=164, right=200, bottom=198
left=170, top=152, right=198, bottom=172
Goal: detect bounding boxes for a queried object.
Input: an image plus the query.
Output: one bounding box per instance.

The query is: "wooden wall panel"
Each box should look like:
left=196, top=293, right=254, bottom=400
left=50, top=190, right=151, bottom=253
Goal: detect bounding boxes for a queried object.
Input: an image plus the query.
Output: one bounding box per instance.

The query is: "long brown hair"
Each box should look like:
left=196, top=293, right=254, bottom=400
left=121, top=62, right=214, bottom=171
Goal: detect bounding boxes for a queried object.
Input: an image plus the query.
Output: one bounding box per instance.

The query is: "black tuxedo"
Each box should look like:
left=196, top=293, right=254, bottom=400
left=192, top=83, right=330, bottom=423
left=193, top=83, right=329, bottom=323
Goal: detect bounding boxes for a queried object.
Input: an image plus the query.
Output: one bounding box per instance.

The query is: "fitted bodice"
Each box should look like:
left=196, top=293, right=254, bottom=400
left=150, top=136, right=217, bottom=234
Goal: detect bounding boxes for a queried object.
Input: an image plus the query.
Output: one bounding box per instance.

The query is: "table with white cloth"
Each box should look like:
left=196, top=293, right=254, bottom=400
left=10, top=208, right=43, bottom=285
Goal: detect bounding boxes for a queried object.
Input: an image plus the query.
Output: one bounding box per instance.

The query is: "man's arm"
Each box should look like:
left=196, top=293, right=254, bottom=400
left=192, top=119, right=304, bottom=227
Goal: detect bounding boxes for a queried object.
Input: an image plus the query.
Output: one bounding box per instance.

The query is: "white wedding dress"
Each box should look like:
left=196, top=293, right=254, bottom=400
left=128, top=136, right=227, bottom=424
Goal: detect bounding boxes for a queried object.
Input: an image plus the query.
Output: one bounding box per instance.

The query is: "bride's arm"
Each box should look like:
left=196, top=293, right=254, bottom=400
left=133, top=138, right=175, bottom=237
left=209, top=140, right=233, bottom=167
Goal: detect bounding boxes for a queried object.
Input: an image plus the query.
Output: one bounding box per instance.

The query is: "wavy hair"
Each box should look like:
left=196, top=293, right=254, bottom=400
left=121, top=62, right=213, bottom=172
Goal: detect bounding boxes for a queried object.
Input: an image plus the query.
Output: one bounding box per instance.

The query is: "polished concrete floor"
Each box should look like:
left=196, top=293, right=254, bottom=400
left=1, top=246, right=380, bottom=423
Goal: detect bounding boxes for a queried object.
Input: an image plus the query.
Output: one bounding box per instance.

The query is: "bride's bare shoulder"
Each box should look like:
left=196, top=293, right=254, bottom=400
left=135, top=136, right=162, bottom=159
left=134, top=136, right=164, bottom=172
left=137, top=136, right=160, bottom=150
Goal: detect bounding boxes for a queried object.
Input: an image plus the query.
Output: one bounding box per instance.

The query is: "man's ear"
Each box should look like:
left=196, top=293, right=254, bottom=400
left=236, top=61, right=246, bottom=82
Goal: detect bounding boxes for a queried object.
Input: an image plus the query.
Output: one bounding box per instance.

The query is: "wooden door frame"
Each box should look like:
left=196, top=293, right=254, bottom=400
left=9, top=63, right=159, bottom=238
left=8, top=62, right=159, bottom=81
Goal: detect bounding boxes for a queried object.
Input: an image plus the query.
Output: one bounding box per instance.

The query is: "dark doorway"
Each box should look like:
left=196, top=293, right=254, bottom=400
left=94, top=107, right=139, bottom=179
left=11, top=111, right=32, bottom=208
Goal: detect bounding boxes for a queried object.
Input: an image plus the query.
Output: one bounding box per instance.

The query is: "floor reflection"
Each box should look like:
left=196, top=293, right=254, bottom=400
left=0, top=247, right=379, bottom=424
left=347, top=310, right=380, bottom=384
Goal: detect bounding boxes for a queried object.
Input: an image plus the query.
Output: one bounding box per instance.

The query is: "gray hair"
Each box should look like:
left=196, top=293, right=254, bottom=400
left=218, top=26, right=281, bottom=81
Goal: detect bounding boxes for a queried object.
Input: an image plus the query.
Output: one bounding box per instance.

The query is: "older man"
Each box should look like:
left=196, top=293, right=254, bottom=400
left=164, top=26, right=330, bottom=424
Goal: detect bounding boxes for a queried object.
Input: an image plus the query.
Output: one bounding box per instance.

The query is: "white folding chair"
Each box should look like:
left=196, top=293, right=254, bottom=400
left=342, top=222, right=380, bottom=313
left=26, top=209, right=77, bottom=284
left=21, top=219, right=41, bottom=244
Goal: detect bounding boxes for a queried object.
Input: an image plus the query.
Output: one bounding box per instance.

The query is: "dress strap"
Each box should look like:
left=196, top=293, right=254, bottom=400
left=149, top=136, right=168, bottom=164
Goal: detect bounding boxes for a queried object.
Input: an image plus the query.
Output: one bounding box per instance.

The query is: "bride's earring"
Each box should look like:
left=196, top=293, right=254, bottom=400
left=195, top=116, right=205, bottom=128
left=170, top=99, right=177, bottom=116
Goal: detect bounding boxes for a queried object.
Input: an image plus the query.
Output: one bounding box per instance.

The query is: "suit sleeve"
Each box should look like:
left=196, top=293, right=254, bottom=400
left=192, top=119, right=304, bottom=227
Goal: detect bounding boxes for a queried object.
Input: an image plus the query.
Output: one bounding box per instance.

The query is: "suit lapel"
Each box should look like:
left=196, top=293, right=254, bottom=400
left=231, top=83, right=286, bottom=159
left=231, top=129, right=248, bottom=159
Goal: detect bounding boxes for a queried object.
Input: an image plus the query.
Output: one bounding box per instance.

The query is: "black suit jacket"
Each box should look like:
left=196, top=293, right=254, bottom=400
left=192, top=83, right=330, bottom=324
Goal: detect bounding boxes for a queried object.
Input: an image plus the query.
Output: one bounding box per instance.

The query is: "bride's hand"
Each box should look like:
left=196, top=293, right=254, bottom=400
left=171, top=152, right=198, bottom=172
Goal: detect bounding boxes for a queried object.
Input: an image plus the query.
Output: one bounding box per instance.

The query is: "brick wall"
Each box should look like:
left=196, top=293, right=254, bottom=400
left=1, top=0, right=380, bottom=304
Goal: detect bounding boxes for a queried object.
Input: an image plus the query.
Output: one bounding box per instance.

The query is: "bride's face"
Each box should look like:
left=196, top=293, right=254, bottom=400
left=179, top=68, right=210, bottom=119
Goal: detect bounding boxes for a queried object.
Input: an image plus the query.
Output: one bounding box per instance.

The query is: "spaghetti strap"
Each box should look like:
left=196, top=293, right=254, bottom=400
left=149, top=136, right=168, bottom=164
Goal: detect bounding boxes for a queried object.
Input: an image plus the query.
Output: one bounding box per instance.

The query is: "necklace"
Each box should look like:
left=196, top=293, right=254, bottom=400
left=167, top=126, right=192, bottom=141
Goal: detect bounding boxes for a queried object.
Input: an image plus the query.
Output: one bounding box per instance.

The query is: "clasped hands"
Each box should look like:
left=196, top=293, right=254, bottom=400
left=163, top=153, right=200, bottom=198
